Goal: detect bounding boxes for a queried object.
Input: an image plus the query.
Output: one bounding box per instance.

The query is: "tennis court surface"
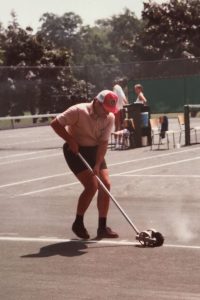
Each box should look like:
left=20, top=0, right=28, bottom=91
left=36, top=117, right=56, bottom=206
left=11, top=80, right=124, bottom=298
left=1, top=124, right=200, bottom=300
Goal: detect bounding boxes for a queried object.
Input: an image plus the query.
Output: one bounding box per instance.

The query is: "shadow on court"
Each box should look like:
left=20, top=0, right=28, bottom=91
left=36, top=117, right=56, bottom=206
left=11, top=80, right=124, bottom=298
left=20, top=238, right=152, bottom=260
left=21, top=240, right=88, bottom=258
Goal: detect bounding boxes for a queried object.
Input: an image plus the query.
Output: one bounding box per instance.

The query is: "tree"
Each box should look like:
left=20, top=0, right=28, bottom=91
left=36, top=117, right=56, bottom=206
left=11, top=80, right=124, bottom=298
left=76, top=25, right=113, bottom=64
left=70, top=11, right=142, bottom=91
left=132, top=0, right=200, bottom=60
left=0, top=12, right=44, bottom=116
left=2, top=11, right=43, bottom=66
left=0, top=22, right=5, bottom=65
left=97, top=9, right=142, bottom=62
left=0, top=12, right=91, bottom=117
left=38, top=12, right=82, bottom=50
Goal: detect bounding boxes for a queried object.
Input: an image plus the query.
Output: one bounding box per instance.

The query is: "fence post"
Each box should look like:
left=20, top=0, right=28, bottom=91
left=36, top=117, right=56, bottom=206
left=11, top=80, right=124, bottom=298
left=184, top=105, right=190, bottom=145
left=11, top=119, right=15, bottom=129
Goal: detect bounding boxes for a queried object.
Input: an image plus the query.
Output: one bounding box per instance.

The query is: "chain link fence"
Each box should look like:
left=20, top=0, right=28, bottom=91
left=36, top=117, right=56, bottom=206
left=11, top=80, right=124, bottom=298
left=0, top=57, right=200, bottom=118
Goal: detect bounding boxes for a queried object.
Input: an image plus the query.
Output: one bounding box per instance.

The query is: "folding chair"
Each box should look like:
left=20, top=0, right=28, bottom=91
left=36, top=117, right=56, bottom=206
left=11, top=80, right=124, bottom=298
left=150, top=118, right=161, bottom=150
left=110, top=132, right=130, bottom=150
left=150, top=117, right=176, bottom=150
left=178, top=114, right=200, bottom=144
left=110, top=118, right=135, bottom=150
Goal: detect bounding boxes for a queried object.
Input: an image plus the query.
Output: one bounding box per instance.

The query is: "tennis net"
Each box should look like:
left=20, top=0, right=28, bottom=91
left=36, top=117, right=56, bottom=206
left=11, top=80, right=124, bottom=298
left=0, top=113, right=58, bottom=130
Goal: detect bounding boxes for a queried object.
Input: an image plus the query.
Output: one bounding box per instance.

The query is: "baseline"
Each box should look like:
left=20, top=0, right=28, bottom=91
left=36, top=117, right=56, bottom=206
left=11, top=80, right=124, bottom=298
left=0, top=236, right=200, bottom=250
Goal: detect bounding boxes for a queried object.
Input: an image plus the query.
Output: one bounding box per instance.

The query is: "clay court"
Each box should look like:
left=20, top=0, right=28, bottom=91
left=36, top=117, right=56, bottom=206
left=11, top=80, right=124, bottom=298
left=0, top=122, right=200, bottom=300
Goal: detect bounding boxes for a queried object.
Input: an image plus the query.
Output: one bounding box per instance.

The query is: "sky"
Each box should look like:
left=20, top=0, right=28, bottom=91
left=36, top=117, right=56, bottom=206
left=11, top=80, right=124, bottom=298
left=0, top=0, right=166, bottom=31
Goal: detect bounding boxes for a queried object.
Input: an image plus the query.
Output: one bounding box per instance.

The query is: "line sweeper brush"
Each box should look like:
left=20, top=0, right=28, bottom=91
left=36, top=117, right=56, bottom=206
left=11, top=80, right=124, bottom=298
left=78, top=153, right=164, bottom=247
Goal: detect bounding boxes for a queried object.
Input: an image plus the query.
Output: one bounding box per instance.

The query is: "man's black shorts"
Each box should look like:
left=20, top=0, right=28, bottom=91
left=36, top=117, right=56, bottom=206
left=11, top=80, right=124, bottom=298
left=63, top=143, right=107, bottom=175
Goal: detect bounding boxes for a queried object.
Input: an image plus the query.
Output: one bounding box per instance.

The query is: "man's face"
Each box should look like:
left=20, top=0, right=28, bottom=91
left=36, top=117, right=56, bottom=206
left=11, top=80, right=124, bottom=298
left=95, top=100, right=110, bottom=117
left=135, top=86, right=141, bottom=95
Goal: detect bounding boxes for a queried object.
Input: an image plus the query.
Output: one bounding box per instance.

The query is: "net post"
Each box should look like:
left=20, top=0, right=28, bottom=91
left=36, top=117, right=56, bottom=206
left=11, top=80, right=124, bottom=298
left=184, top=105, right=190, bottom=145
left=11, top=119, right=14, bottom=129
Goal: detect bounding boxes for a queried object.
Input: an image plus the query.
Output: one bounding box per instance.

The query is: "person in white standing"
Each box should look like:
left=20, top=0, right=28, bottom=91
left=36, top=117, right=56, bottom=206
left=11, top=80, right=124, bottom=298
left=113, top=78, right=128, bottom=131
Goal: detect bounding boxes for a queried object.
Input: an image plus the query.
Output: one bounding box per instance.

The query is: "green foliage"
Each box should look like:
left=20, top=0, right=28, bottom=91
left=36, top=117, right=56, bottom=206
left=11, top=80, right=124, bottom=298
left=1, top=2, right=200, bottom=116
left=97, top=9, right=142, bottom=62
left=0, top=12, right=93, bottom=117
left=132, top=0, right=200, bottom=60
left=38, top=12, right=82, bottom=50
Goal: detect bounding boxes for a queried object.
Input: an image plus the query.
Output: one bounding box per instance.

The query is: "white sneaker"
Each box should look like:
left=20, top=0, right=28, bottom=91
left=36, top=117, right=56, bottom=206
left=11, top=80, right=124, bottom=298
left=115, top=145, right=122, bottom=150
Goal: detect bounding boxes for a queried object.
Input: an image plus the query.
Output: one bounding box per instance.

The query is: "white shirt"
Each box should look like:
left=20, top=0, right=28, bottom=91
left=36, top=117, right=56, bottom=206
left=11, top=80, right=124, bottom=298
left=134, top=92, right=147, bottom=105
left=113, top=84, right=127, bottom=110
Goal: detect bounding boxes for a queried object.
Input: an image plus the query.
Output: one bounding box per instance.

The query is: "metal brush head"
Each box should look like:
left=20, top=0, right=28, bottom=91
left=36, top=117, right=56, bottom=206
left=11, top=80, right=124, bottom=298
left=136, top=229, right=164, bottom=247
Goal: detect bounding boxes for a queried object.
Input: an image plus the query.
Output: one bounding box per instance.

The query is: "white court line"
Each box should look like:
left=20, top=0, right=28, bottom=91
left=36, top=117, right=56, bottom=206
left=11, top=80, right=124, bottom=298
left=119, top=174, right=200, bottom=178
left=112, top=155, right=200, bottom=176
left=2, top=137, right=59, bottom=147
left=4, top=173, right=200, bottom=191
left=16, top=153, right=200, bottom=196
left=0, top=236, right=200, bottom=250
left=0, top=148, right=58, bottom=160
left=1, top=143, right=200, bottom=166
left=0, top=172, right=72, bottom=189
left=0, top=153, right=60, bottom=166
left=0, top=133, right=28, bottom=139
left=3, top=144, right=200, bottom=188
left=18, top=181, right=79, bottom=196
left=108, top=145, right=200, bottom=167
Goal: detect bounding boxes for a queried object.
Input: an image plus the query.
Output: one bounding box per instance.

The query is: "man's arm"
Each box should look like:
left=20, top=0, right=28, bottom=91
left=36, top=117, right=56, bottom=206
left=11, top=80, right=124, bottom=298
left=123, top=96, right=128, bottom=106
left=50, top=118, right=78, bottom=153
left=93, top=141, right=108, bottom=175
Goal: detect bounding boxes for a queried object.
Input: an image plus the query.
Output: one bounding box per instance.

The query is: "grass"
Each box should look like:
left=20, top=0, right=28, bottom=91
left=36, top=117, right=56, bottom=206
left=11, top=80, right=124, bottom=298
left=0, top=117, right=52, bottom=130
